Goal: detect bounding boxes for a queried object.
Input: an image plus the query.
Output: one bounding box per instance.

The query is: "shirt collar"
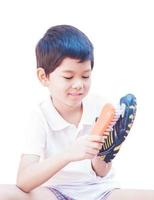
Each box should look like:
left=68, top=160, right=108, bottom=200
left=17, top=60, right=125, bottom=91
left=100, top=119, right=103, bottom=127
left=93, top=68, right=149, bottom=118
left=80, top=96, right=98, bottom=126
left=40, top=95, right=99, bottom=131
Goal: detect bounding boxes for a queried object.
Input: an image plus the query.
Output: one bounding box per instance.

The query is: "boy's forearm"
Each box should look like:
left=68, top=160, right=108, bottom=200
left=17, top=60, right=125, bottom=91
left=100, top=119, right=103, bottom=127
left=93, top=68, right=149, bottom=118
left=17, top=152, right=71, bottom=193
left=91, top=156, right=112, bottom=177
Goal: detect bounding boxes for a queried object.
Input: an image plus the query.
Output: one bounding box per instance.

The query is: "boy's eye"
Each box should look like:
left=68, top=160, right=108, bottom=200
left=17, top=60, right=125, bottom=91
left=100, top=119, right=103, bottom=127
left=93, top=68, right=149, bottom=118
left=63, top=75, right=90, bottom=79
left=82, top=76, right=89, bottom=79
left=63, top=76, right=73, bottom=79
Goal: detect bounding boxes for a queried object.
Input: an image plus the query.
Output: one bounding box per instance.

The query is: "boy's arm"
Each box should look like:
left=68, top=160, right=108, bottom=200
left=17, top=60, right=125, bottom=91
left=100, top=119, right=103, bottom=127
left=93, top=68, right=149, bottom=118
left=16, top=152, right=71, bottom=193
left=17, top=134, right=105, bottom=193
left=91, top=156, right=112, bottom=177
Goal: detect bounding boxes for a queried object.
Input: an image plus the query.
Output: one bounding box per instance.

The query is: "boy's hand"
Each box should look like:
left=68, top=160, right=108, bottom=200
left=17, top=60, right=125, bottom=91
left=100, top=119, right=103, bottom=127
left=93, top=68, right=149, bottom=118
left=64, top=135, right=108, bottom=162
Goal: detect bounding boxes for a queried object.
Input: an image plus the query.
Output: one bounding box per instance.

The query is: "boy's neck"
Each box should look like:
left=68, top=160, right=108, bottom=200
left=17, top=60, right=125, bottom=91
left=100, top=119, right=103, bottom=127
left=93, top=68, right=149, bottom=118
left=51, top=97, right=83, bottom=127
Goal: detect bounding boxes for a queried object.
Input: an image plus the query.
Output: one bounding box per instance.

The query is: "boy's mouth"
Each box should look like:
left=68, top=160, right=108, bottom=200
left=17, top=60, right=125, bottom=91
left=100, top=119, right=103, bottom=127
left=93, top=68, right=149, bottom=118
left=68, top=93, right=83, bottom=96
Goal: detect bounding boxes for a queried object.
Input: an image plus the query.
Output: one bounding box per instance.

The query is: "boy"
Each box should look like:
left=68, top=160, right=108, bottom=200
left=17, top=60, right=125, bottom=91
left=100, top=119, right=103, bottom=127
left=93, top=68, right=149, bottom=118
left=0, top=24, right=154, bottom=200
left=18, top=24, right=115, bottom=199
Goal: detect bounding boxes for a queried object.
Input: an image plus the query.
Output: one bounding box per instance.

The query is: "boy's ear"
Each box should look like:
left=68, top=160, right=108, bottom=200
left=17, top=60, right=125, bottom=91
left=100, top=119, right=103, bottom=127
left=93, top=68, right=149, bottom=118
left=37, top=67, right=49, bottom=86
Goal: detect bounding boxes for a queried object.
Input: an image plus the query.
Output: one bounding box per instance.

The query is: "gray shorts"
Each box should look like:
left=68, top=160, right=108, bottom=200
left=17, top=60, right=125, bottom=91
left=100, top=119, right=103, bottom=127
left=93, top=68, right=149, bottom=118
left=47, top=187, right=74, bottom=200
left=47, top=187, right=116, bottom=200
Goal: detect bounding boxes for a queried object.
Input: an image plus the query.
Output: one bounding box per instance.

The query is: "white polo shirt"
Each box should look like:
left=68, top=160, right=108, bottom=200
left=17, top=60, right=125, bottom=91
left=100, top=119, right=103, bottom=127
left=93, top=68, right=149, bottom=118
left=23, top=94, right=119, bottom=200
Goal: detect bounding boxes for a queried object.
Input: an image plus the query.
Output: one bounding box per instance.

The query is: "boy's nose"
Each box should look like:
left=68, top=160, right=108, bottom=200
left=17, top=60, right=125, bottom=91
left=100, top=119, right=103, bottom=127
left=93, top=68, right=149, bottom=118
left=72, top=80, right=84, bottom=90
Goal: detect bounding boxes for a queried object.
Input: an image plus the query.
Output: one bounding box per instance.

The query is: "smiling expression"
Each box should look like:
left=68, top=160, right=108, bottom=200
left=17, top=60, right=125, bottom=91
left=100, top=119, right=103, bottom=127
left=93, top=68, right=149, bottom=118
left=45, top=57, right=92, bottom=109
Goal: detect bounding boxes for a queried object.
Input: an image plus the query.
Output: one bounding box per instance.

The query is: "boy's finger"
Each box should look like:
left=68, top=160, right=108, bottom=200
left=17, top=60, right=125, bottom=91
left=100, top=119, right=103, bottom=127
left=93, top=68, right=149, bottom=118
left=89, top=135, right=105, bottom=142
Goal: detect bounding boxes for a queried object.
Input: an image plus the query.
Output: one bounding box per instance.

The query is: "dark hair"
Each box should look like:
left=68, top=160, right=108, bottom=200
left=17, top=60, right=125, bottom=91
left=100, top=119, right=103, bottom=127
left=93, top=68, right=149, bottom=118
left=35, top=25, right=94, bottom=75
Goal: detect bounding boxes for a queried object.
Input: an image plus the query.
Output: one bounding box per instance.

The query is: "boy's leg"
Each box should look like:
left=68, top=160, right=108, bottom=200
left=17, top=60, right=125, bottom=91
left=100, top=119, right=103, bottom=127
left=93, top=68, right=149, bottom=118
left=29, top=187, right=58, bottom=200
left=0, top=184, right=58, bottom=200
left=0, top=184, right=29, bottom=200
left=107, top=189, right=154, bottom=200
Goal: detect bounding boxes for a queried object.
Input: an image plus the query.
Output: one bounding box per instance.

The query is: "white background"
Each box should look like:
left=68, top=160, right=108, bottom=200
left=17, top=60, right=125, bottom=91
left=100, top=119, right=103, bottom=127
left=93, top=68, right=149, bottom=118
left=0, top=0, right=154, bottom=189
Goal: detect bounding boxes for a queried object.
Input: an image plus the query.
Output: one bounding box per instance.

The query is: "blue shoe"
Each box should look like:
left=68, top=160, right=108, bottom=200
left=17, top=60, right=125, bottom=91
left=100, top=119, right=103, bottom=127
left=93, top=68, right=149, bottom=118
left=98, top=94, right=137, bottom=163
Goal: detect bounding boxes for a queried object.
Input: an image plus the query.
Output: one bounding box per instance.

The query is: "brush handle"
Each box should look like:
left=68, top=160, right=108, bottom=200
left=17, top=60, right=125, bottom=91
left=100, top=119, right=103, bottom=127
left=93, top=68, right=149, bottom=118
left=91, top=103, right=116, bottom=135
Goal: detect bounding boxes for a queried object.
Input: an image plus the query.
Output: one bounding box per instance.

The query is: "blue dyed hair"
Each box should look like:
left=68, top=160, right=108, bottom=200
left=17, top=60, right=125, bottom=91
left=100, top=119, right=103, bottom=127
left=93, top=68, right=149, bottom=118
left=35, top=25, right=94, bottom=75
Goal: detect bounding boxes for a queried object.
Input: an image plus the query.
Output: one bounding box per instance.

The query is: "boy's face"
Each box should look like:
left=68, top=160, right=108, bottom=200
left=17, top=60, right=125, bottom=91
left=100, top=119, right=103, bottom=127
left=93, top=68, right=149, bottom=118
left=44, top=58, right=92, bottom=108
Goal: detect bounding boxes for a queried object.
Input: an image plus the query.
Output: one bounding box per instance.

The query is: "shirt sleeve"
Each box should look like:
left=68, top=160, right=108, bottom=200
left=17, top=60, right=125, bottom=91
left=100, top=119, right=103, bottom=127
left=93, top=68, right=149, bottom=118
left=22, top=107, right=47, bottom=158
